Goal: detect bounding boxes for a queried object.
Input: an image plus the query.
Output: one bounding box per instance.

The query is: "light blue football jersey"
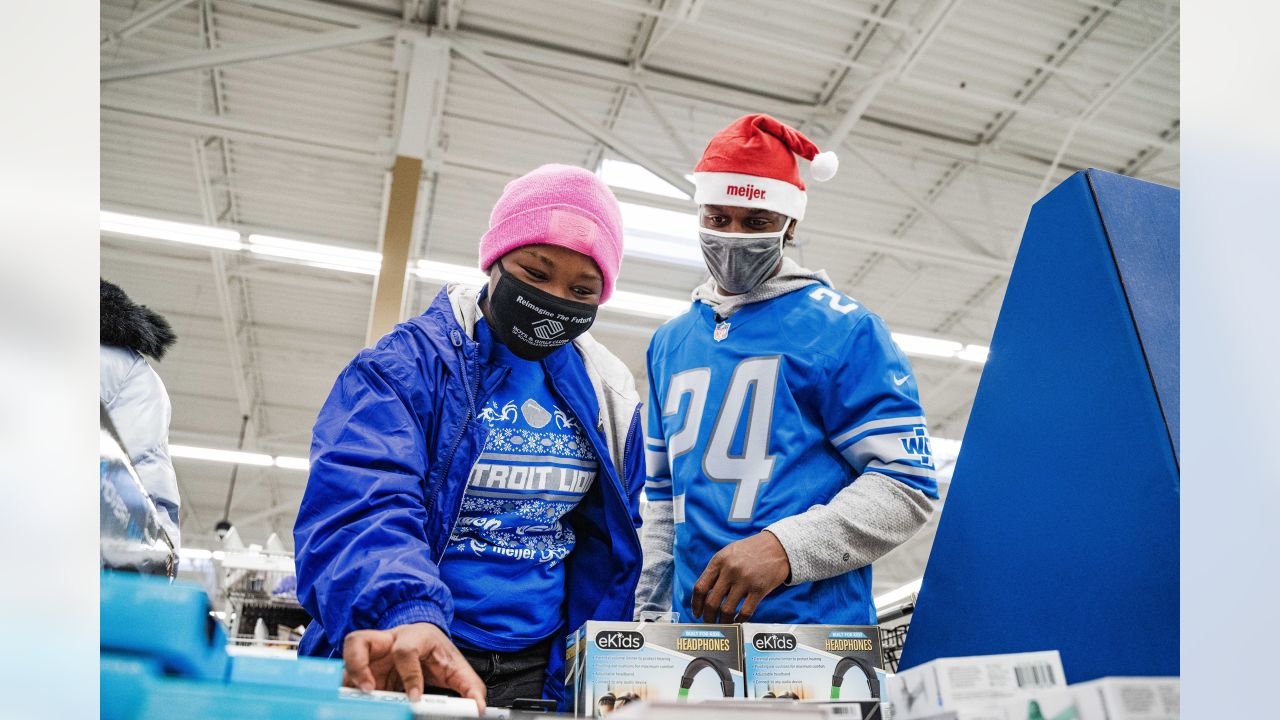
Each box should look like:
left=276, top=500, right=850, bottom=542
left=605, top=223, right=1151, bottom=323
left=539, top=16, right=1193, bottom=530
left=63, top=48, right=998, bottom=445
left=644, top=282, right=939, bottom=625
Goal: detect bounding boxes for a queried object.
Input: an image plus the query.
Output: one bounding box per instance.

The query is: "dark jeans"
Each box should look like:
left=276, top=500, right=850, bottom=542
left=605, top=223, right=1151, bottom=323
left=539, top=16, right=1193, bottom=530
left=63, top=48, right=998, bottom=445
left=430, top=638, right=551, bottom=708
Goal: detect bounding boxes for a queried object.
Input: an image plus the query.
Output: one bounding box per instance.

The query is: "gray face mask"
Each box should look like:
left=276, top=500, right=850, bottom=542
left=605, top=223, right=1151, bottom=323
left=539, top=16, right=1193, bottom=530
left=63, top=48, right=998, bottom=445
left=698, top=221, right=789, bottom=294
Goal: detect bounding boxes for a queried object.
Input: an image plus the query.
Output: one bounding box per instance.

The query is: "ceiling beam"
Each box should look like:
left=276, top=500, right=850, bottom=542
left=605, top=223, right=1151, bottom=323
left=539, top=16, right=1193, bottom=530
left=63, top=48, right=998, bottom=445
left=191, top=4, right=284, bottom=534
left=450, top=38, right=695, bottom=197
left=1032, top=20, right=1180, bottom=200
left=101, top=104, right=391, bottom=165
left=368, top=35, right=450, bottom=345
left=101, top=23, right=401, bottom=82
left=821, top=0, right=961, bottom=159
left=977, top=1, right=1117, bottom=146
left=102, top=0, right=194, bottom=46
left=633, top=82, right=698, bottom=165
left=848, top=145, right=995, bottom=259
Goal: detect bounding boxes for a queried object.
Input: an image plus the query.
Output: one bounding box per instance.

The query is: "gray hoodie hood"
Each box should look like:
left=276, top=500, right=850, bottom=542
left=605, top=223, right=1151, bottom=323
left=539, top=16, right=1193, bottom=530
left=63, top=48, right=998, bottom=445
left=691, top=256, right=832, bottom=319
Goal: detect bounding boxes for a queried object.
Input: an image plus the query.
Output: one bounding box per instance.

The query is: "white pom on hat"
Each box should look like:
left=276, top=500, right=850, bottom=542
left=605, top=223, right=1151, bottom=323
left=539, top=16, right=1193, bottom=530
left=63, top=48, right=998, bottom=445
left=810, top=150, right=839, bottom=182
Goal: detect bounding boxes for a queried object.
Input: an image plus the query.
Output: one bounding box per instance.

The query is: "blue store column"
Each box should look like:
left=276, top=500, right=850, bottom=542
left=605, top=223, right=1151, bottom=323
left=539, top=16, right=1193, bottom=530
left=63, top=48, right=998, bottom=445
left=898, top=170, right=1179, bottom=681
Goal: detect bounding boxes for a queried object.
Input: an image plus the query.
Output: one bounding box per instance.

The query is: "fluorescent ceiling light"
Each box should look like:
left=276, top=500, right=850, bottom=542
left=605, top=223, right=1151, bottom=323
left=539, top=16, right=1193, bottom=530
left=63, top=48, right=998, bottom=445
left=169, top=444, right=308, bottom=470
left=413, top=260, right=487, bottom=286
left=248, top=234, right=381, bottom=275
left=892, top=333, right=987, bottom=364
left=179, top=548, right=226, bottom=563
left=274, top=455, right=310, bottom=471
left=892, top=332, right=963, bottom=358
left=101, top=210, right=244, bottom=251
left=170, top=444, right=274, bottom=466
left=103, top=212, right=987, bottom=362
left=874, top=577, right=923, bottom=609
left=598, top=158, right=692, bottom=200
left=607, top=289, right=689, bottom=319
left=618, top=201, right=704, bottom=268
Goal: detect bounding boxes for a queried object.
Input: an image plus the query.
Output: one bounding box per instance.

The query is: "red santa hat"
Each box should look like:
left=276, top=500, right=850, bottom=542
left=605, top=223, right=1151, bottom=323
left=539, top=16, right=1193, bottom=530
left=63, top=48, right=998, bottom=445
left=692, top=113, right=838, bottom=222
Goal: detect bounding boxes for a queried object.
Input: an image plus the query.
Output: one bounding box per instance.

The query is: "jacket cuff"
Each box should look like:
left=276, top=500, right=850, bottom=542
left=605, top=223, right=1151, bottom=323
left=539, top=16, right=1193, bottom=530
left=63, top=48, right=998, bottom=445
left=377, top=599, right=450, bottom=633
left=764, top=517, right=813, bottom=586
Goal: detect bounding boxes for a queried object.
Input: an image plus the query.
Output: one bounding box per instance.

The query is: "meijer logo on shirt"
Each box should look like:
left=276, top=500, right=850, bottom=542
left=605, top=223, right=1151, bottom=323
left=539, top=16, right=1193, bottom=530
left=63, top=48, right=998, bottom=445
left=725, top=184, right=766, bottom=201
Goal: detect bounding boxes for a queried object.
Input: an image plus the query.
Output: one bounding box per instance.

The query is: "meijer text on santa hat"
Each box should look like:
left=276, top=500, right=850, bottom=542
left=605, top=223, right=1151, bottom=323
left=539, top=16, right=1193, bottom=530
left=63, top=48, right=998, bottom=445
left=692, top=113, right=839, bottom=222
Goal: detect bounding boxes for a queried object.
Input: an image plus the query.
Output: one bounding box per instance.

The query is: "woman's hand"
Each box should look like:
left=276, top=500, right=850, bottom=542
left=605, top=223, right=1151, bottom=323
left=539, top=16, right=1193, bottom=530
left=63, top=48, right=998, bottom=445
left=342, top=622, right=487, bottom=713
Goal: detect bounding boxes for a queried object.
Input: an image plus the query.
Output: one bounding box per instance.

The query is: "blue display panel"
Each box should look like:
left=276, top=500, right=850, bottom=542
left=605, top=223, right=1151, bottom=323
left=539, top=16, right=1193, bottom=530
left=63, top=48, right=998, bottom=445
left=898, top=170, right=1179, bottom=681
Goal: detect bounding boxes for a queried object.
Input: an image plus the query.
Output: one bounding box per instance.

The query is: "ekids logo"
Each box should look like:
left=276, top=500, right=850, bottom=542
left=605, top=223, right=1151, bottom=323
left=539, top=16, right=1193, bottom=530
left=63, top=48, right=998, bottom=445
left=725, top=184, right=766, bottom=201
left=752, top=633, right=797, bottom=652
left=532, top=318, right=565, bottom=340
left=595, top=630, right=645, bottom=651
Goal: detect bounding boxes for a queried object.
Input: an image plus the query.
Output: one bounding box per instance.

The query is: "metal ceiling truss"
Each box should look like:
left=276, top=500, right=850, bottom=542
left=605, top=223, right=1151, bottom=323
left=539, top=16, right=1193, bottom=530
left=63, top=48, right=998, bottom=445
left=102, top=0, right=194, bottom=47
left=98, top=0, right=1179, bottom=569
left=193, top=0, right=282, bottom=537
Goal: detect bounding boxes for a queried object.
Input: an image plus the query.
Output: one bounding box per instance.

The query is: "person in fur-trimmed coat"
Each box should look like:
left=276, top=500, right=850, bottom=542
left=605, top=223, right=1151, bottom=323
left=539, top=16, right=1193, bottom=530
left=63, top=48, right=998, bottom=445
left=100, top=279, right=181, bottom=549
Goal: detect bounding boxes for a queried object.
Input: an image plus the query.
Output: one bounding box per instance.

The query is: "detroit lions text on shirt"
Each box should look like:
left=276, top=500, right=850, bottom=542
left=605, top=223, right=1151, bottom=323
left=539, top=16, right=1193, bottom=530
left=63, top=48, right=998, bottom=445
left=438, top=318, right=598, bottom=651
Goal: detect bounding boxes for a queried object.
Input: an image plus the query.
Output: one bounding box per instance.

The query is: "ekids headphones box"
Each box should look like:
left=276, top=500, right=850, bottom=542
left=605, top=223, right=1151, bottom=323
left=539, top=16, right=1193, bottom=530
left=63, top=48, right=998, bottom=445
left=741, top=624, right=886, bottom=702
left=566, top=621, right=744, bottom=716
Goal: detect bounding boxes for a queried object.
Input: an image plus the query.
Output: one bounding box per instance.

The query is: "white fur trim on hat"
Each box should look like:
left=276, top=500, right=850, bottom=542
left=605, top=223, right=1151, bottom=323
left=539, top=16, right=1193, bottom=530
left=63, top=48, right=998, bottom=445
left=692, top=171, right=808, bottom=221
left=810, top=151, right=838, bottom=182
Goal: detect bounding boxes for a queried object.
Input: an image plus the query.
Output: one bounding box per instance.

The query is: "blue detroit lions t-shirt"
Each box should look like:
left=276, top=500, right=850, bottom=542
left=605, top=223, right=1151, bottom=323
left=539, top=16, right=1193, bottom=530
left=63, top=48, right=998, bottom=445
left=438, top=317, right=598, bottom=651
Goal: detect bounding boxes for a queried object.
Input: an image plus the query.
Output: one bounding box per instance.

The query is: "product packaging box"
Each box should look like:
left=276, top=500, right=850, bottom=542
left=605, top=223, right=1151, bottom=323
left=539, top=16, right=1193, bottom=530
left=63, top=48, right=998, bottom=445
left=998, top=688, right=1080, bottom=720
left=907, top=687, right=1078, bottom=720
left=889, top=650, right=1066, bottom=719
left=568, top=621, right=744, bottom=717
left=1069, top=677, right=1178, bottom=720
left=741, top=624, right=885, bottom=702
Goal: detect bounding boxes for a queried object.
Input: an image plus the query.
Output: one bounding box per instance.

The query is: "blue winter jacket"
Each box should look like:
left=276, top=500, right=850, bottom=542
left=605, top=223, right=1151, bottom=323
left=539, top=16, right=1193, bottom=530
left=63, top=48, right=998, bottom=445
left=294, top=286, right=644, bottom=708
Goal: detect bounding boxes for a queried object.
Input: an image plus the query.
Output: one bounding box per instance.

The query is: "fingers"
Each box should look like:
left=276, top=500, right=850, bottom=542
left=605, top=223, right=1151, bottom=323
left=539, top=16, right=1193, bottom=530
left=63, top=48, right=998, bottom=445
left=344, top=630, right=391, bottom=693
left=735, top=590, right=764, bottom=624
left=719, top=584, right=748, bottom=625
left=444, top=656, right=488, bottom=715
left=391, top=636, right=427, bottom=702
left=691, top=555, right=722, bottom=618
left=700, top=573, right=731, bottom=624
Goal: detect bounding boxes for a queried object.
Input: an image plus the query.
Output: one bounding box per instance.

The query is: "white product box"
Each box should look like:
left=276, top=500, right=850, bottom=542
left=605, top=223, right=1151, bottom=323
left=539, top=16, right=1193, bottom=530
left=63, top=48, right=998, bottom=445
left=905, top=688, right=1079, bottom=720
left=889, top=651, right=1066, bottom=719
left=997, top=687, right=1080, bottom=720
left=911, top=711, right=1004, bottom=720
left=1069, top=677, right=1178, bottom=720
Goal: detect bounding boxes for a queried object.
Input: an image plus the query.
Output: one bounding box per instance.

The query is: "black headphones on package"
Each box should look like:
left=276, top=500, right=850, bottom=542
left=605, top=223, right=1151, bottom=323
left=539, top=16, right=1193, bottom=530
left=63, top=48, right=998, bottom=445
left=678, top=657, right=735, bottom=701
left=831, top=656, right=879, bottom=699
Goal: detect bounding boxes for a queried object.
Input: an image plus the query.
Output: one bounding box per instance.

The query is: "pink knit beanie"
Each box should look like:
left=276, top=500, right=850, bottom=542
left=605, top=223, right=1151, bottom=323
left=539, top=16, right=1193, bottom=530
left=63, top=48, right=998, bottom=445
left=479, top=164, right=625, bottom=302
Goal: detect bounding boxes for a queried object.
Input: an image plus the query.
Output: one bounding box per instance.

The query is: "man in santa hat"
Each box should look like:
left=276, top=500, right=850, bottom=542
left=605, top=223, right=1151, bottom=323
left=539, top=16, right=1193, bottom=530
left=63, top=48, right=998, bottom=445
left=635, top=114, right=939, bottom=626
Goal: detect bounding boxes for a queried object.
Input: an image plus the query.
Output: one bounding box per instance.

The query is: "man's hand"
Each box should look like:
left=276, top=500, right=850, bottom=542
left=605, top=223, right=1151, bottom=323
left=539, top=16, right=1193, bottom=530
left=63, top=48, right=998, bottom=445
left=690, top=530, right=791, bottom=624
left=342, top=623, right=487, bottom=713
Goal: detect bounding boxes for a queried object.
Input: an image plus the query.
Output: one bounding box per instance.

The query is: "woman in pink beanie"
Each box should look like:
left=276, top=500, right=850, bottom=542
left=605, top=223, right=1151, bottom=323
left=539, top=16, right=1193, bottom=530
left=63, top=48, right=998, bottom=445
left=295, top=164, right=644, bottom=713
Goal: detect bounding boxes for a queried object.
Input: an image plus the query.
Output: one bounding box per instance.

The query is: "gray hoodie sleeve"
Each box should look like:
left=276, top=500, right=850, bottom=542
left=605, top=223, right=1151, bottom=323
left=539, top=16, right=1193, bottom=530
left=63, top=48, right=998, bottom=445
left=766, top=472, right=934, bottom=585
left=633, top=499, right=675, bottom=619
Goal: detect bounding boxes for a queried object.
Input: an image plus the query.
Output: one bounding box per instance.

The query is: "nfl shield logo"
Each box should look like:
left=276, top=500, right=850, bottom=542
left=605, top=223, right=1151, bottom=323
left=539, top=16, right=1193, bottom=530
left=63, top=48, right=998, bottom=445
left=713, top=321, right=730, bottom=342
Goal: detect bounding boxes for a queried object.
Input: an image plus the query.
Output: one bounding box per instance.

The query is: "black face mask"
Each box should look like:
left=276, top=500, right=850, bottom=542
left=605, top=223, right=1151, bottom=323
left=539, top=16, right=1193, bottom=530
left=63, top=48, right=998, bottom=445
left=484, top=260, right=598, bottom=361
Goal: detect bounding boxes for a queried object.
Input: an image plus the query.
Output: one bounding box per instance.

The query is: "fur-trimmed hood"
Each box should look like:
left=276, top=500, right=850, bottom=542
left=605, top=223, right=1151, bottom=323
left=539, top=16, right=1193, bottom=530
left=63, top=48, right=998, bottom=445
left=100, top=279, right=177, bottom=360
